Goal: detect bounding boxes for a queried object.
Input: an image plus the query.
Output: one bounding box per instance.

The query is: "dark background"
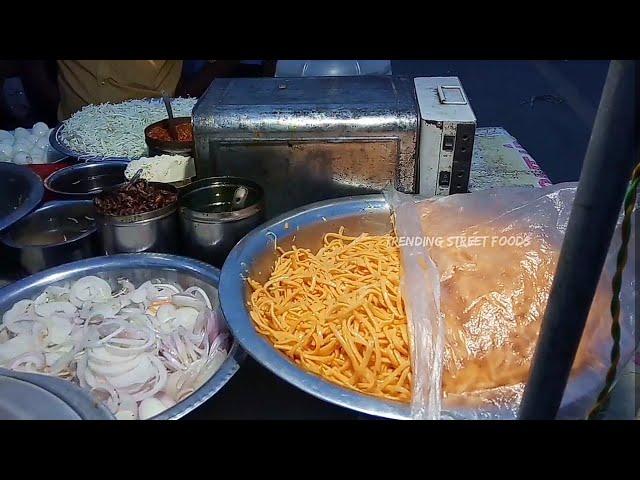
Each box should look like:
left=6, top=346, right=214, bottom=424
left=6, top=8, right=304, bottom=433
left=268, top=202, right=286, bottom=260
left=392, top=60, right=610, bottom=183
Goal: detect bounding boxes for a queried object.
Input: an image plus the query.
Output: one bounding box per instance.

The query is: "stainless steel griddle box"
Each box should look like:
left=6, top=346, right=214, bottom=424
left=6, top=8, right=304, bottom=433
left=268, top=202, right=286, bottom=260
left=192, top=76, right=418, bottom=218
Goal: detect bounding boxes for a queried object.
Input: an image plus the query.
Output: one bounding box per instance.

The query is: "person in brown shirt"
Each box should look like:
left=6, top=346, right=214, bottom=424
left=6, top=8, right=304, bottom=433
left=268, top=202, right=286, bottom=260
left=18, top=60, right=273, bottom=123
left=56, top=60, right=183, bottom=120
left=57, top=60, right=250, bottom=120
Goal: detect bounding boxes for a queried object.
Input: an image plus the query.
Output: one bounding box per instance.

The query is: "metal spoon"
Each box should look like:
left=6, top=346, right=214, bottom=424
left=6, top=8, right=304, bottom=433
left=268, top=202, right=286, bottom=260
left=100, top=168, right=143, bottom=195
left=161, top=91, right=180, bottom=141
left=128, top=168, right=144, bottom=184
left=232, top=186, right=249, bottom=210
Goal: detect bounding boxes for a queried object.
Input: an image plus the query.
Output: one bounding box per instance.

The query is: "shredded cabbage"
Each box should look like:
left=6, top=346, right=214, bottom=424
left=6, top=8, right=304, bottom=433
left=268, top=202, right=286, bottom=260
left=58, top=98, right=197, bottom=159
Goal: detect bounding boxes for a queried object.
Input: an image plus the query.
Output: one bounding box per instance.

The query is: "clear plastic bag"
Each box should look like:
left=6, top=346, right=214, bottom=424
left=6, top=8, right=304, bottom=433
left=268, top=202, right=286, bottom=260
left=385, top=188, right=444, bottom=419
left=385, top=182, right=636, bottom=419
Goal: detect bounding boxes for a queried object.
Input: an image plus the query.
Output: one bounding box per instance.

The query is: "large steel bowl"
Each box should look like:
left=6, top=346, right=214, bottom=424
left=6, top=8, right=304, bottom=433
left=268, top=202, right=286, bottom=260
left=220, top=194, right=414, bottom=419
left=0, top=253, right=245, bottom=420
left=219, top=194, right=608, bottom=420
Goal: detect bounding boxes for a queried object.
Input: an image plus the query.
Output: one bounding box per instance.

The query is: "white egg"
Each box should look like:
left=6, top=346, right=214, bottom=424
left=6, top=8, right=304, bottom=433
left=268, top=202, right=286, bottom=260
left=0, top=143, right=13, bottom=157
left=13, top=152, right=32, bottom=165
left=12, top=142, right=30, bottom=154
left=0, top=130, right=12, bottom=143
left=31, top=122, right=49, bottom=137
left=13, top=127, right=30, bottom=139
left=22, top=134, right=38, bottom=146
left=0, top=154, right=11, bottom=163
left=35, top=136, right=50, bottom=150
left=29, top=150, right=45, bottom=164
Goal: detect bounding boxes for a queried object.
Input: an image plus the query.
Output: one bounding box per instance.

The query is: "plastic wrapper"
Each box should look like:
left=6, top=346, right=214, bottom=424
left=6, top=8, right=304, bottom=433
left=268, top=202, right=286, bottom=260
left=386, top=188, right=444, bottom=419
left=385, top=182, right=636, bottom=419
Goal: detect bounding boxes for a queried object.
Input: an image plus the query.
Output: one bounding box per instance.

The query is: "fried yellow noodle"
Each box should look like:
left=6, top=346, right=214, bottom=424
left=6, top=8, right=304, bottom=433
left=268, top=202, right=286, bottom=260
left=248, top=227, right=411, bottom=402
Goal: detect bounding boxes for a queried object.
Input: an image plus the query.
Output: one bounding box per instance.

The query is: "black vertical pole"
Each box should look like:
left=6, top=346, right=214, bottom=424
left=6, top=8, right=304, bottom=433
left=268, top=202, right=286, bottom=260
left=518, top=60, right=637, bottom=420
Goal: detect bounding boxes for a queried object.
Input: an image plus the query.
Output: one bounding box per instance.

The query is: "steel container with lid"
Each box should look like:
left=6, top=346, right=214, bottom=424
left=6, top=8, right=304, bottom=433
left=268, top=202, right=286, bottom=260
left=95, top=182, right=179, bottom=255
left=178, top=177, right=265, bottom=267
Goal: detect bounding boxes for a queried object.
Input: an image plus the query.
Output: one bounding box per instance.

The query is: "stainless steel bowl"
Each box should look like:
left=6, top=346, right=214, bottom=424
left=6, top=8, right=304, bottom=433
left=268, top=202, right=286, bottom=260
left=0, top=200, right=98, bottom=274
left=144, top=117, right=194, bottom=157
left=0, top=375, right=94, bottom=420
left=0, top=253, right=245, bottom=420
left=0, top=368, right=115, bottom=420
left=179, top=177, right=265, bottom=268
left=95, top=183, right=179, bottom=255
left=220, top=195, right=413, bottom=419
left=219, top=194, right=605, bottom=420
left=0, top=162, right=44, bottom=232
left=44, top=161, right=128, bottom=200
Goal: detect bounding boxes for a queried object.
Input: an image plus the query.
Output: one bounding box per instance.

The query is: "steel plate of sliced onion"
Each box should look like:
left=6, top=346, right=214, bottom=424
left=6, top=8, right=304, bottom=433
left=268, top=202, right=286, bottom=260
left=0, top=275, right=230, bottom=420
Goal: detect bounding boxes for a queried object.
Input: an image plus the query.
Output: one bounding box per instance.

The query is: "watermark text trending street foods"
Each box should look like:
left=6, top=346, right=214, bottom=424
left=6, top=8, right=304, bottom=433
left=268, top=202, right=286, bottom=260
left=390, top=235, right=533, bottom=248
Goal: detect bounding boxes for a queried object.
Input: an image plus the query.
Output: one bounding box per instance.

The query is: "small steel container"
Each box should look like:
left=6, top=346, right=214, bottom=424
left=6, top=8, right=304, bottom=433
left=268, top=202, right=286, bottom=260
left=44, top=161, right=128, bottom=200
left=144, top=117, right=194, bottom=157
left=95, top=183, right=179, bottom=255
left=179, top=177, right=265, bottom=267
left=0, top=200, right=98, bottom=274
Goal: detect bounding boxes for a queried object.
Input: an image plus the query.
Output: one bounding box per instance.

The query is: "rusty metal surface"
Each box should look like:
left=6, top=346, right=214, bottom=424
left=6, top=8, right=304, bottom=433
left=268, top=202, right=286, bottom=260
left=192, top=76, right=418, bottom=219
